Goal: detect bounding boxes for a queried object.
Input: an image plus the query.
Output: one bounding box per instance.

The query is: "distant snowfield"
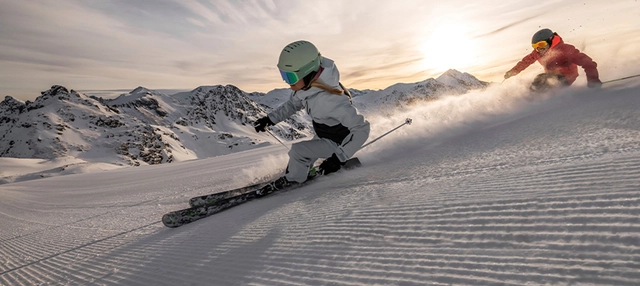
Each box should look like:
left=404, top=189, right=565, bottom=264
left=1, top=82, right=640, bottom=285
left=0, top=156, right=125, bottom=184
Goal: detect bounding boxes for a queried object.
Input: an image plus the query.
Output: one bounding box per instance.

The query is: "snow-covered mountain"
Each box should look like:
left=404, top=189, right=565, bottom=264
left=0, top=70, right=486, bottom=180
left=0, top=84, right=312, bottom=169
left=354, top=69, right=488, bottom=114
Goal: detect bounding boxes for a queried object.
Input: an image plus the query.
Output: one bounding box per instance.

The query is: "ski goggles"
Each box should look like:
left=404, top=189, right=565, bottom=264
left=279, top=70, right=302, bottom=85
left=278, top=56, right=322, bottom=85
left=532, top=40, right=549, bottom=50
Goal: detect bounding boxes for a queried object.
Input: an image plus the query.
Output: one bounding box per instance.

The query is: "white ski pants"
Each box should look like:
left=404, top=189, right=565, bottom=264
left=286, top=138, right=339, bottom=183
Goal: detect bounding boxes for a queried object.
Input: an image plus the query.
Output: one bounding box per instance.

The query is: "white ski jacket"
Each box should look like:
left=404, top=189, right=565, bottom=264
left=267, top=57, right=370, bottom=162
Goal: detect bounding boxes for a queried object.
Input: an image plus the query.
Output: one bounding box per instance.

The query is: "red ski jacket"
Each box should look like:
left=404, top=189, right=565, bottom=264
left=508, top=35, right=601, bottom=85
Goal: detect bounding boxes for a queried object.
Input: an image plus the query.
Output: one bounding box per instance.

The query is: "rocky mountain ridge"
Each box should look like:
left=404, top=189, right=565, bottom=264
left=0, top=69, right=487, bottom=167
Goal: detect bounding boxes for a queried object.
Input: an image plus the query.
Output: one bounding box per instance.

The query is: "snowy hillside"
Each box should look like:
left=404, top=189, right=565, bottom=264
left=0, top=70, right=486, bottom=184
left=0, top=85, right=312, bottom=180
left=1, top=81, right=639, bottom=285
left=355, top=69, right=488, bottom=114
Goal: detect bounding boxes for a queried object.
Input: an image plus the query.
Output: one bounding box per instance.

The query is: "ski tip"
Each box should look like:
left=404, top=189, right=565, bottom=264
left=162, top=214, right=181, bottom=228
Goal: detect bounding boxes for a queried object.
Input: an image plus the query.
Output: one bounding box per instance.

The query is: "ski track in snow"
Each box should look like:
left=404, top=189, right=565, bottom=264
left=1, top=86, right=640, bottom=285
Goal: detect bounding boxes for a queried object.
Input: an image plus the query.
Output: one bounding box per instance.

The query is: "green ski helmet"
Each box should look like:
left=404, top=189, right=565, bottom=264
left=277, top=40, right=321, bottom=85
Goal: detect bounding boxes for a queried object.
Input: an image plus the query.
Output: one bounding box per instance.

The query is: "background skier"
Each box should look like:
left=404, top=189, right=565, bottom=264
left=254, top=40, right=370, bottom=188
left=504, top=28, right=602, bottom=92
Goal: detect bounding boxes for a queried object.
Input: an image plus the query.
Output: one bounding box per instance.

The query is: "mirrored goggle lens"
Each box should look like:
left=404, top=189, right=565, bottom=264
left=532, top=40, right=549, bottom=50
left=280, top=70, right=300, bottom=85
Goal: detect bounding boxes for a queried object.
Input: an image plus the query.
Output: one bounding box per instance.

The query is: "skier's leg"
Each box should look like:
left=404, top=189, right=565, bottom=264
left=556, top=74, right=570, bottom=87
left=285, top=138, right=338, bottom=183
left=530, top=73, right=553, bottom=92
left=530, top=73, right=569, bottom=92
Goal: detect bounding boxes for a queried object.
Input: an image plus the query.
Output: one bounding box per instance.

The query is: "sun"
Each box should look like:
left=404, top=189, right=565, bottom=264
left=419, top=24, right=475, bottom=73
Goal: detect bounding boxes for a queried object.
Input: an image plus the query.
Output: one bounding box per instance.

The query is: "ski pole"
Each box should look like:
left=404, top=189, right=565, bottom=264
left=266, top=129, right=289, bottom=150
left=360, top=118, right=412, bottom=149
left=602, top=74, right=640, bottom=84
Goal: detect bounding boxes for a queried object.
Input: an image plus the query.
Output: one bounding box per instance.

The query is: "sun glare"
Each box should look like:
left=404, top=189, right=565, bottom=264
left=420, top=24, right=475, bottom=73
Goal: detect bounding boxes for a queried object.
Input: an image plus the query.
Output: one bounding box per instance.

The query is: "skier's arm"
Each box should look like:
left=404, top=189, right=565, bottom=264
left=507, top=51, right=538, bottom=76
left=267, top=92, right=304, bottom=123
left=565, top=46, right=601, bottom=84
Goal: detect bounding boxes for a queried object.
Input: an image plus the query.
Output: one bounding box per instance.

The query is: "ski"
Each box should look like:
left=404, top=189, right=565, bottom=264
left=187, top=181, right=269, bottom=208
left=187, top=157, right=362, bottom=208
left=162, top=157, right=362, bottom=228
left=162, top=190, right=264, bottom=228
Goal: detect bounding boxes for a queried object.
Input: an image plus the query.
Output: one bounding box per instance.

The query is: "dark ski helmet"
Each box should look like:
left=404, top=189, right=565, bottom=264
left=532, top=28, right=555, bottom=44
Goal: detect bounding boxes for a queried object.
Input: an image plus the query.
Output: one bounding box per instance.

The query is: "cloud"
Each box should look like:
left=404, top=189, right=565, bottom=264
left=343, top=57, right=425, bottom=86
left=1, top=0, right=639, bottom=101
left=473, top=14, right=544, bottom=38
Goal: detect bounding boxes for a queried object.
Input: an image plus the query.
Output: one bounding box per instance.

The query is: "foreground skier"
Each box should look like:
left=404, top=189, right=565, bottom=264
left=504, top=28, right=602, bottom=92
left=254, top=40, right=370, bottom=188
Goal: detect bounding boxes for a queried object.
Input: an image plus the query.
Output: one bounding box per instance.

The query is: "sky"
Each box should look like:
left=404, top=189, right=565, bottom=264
left=1, top=0, right=639, bottom=101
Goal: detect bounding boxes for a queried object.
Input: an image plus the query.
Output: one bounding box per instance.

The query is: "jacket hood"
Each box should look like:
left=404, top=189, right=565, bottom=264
left=550, top=34, right=564, bottom=49
left=317, top=57, right=340, bottom=87
left=294, top=57, right=341, bottom=100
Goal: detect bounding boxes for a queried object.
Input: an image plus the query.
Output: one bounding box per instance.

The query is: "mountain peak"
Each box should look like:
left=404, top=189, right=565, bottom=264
left=0, top=95, right=26, bottom=115
left=440, top=69, right=464, bottom=77
left=131, top=86, right=153, bottom=94
left=40, top=85, right=70, bottom=97
left=1, top=95, right=23, bottom=106
left=436, top=69, right=488, bottom=89
left=108, top=87, right=171, bottom=107
left=191, top=84, right=242, bottom=94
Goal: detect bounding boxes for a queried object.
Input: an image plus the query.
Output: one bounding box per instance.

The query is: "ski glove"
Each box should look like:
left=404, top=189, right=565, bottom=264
left=504, top=70, right=516, bottom=79
left=254, top=116, right=274, bottom=132
left=319, top=153, right=344, bottom=175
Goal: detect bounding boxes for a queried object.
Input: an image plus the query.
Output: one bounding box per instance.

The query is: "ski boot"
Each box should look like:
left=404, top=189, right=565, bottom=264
left=256, top=176, right=295, bottom=197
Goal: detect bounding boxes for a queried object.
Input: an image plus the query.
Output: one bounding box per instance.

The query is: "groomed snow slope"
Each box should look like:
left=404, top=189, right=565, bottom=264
left=1, top=83, right=640, bottom=285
